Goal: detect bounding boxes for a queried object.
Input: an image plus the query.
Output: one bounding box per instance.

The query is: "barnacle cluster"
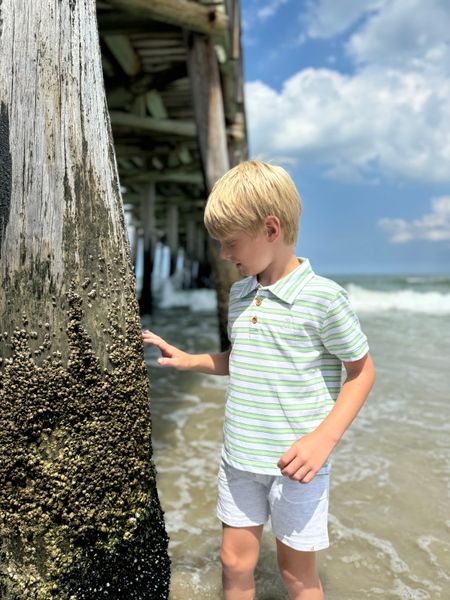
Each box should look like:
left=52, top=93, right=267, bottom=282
left=0, top=256, right=170, bottom=599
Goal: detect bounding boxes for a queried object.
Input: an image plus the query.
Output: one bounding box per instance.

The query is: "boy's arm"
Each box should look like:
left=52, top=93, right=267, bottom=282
left=142, top=330, right=230, bottom=375
left=277, top=352, right=375, bottom=483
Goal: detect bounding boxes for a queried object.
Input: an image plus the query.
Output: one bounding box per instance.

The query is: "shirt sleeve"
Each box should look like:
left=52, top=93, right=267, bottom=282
left=320, top=290, right=369, bottom=361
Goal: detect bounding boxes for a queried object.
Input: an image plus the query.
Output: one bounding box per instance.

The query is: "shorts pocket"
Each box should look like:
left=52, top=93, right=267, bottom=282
left=279, top=474, right=329, bottom=505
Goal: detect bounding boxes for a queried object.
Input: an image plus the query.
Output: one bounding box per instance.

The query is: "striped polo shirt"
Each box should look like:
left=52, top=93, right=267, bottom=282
left=223, top=257, right=369, bottom=475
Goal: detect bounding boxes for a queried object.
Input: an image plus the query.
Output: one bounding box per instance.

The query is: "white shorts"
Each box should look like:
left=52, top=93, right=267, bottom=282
left=216, top=460, right=330, bottom=552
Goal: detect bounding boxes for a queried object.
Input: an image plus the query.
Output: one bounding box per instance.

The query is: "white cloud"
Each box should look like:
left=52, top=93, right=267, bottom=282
left=245, top=65, right=450, bottom=183
left=347, top=0, right=450, bottom=69
left=245, top=0, right=450, bottom=183
left=302, top=0, right=386, bottom=40
left=378, top=197, right=450, bottom=243
left=257, top=0, right=289, bottom=21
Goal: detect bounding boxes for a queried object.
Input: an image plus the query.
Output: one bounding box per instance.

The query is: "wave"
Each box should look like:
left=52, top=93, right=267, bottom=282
left=155, top=277, right=450, bottom=315
left=347, top=283, right=450, bottom=314
left=157, top=279, right=217, bottom=312
left=405, top=276, right=450, bottom=285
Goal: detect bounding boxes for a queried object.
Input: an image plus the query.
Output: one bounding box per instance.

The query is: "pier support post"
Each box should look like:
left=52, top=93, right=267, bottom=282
left=0, top=1, right=170, bottom=596
left=139, top=182, right=156, bottom=314
left=186, top=32, right=239, bottom=350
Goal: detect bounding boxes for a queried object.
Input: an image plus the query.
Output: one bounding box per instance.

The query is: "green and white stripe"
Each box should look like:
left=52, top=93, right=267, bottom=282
left=223, top=257, right=369, bottom=475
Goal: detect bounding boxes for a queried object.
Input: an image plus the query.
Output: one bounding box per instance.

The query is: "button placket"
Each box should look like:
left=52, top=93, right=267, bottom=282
left=251, top=288, right=264, bottom=329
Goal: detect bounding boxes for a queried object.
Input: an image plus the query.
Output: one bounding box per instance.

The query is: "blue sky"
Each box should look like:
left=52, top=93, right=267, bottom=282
left=241, top=0, right=450, bottom=274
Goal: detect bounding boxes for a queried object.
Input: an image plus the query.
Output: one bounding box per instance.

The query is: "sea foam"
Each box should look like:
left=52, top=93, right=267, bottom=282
left=347, top=284, right=450, bottom=315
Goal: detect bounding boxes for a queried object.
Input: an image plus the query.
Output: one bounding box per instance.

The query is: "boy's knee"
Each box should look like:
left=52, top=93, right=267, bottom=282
left=220, top=546, right=257, bottom=580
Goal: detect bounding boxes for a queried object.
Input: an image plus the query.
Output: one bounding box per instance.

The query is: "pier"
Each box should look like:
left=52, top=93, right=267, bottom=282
left=97, top=0, right=249, bottom=347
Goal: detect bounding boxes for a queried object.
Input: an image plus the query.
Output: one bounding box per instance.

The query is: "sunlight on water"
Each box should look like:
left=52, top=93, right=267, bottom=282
left=143, top=277, right=450, bottom=599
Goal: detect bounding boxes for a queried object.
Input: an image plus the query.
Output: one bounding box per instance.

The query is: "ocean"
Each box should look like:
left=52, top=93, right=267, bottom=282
left=141, top=274, right=450, bottom=599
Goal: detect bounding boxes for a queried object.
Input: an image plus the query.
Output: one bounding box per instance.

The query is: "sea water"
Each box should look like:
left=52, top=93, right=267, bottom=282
left=142, top=275, right=450, bottom=599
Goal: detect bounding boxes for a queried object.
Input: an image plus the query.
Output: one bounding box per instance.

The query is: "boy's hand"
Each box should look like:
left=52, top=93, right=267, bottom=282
left=142, top=330, right=193, bottom=370
left=277, top=431, right=335, bottom=484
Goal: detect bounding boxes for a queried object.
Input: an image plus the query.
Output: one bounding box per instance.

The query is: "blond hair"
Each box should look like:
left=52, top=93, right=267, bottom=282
left=204, top=160, right=302, bottom=245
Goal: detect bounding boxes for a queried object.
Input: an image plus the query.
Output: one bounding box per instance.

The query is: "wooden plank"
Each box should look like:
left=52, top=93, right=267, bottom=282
left=98, top=14, right=179, bottom=35
left=137, top=47, right=186, bottom=57
left=145, top=89, right=168, bottom=119
left=115, top=143, right=173, bottom=156
left=102, top=34, right=141, bottom=76
left=152, top=63, right=188, bottom=89
left=110, top=110, right=196, bottom=136
left=123, top=195, right=206, bottom=207
left=107, top=0, right=228, bottom=37
left=132, top=40, right=184, bottom=49
left=131, top=93, right=147, bottom=116
left=177, top=144, right=193, bottom=165
left=121, top=170, right=203, bottom=185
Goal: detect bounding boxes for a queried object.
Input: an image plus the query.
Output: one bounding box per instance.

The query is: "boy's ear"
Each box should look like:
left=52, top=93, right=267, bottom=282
left=265, top=215, right=281, bottom=241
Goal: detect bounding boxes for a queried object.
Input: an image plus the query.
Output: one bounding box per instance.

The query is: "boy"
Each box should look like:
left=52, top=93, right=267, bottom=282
left=143, top=160, right=375, bottom=600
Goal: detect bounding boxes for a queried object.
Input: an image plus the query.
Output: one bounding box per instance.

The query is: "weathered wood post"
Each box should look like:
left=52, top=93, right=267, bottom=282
left=0, top=1, right=170, bottom=598
left=139, top=183, right=156, bottom=314
left=165, top=202, right=179, bottom=276
left=186, top=33, right=240, bottom=350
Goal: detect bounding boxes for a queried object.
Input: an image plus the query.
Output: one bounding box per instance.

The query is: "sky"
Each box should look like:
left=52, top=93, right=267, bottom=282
left=241, top=0, right=450, bottom=275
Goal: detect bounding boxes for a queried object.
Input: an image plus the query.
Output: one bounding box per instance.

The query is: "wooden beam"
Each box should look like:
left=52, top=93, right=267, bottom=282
left=97, top=13, right=180, bottom=35
left=177, top=144, right=192, bottom=165
left=102, top=34, right=141, bottom=76
left=123, top=194, right=206, bottom=207
left=110, top=110, right=196, bottom=137
left=114, top=143, right=174, bottom=156
left=106, top=0, right=228, bottom=37
left=131, top=94, right=147, bottom=117
left=121, top=170, right=203, bottom=185
left=145, top=90, right=168, bottom=119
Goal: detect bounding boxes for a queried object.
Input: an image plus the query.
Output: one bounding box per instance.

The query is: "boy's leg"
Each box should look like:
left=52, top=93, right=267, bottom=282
left=220, top=523, right=263, bottom=600
left=268, top=474, right=329, bottom=599
left=276, top=540, right=323, bottom=600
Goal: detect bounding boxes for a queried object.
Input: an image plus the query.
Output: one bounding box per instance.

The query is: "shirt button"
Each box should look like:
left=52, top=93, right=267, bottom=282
left=255, top=298, right=262, bottom=306
left=251, top=316, right=257, bottom=324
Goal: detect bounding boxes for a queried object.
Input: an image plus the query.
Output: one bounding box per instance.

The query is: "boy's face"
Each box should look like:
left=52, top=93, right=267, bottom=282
left=217, top=229, right=274, bottom=277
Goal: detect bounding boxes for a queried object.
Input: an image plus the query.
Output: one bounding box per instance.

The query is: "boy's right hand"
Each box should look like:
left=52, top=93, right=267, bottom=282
left=142, top=330, right=193, bottom=370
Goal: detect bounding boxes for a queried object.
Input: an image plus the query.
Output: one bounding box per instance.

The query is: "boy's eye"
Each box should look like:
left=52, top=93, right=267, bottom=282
left=222, top=240, right=236, bottom=250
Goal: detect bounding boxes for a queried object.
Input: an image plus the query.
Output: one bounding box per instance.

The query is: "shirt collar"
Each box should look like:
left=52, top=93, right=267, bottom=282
left=237, top=257, right=315, bottom=304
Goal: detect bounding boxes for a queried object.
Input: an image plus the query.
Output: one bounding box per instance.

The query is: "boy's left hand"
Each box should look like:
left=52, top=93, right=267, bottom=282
left=277, top=431, right=335, bottom=484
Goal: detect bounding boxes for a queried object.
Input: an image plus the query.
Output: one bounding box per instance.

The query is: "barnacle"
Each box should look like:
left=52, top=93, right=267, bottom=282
left=0, top=255, right=170, bottom=599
